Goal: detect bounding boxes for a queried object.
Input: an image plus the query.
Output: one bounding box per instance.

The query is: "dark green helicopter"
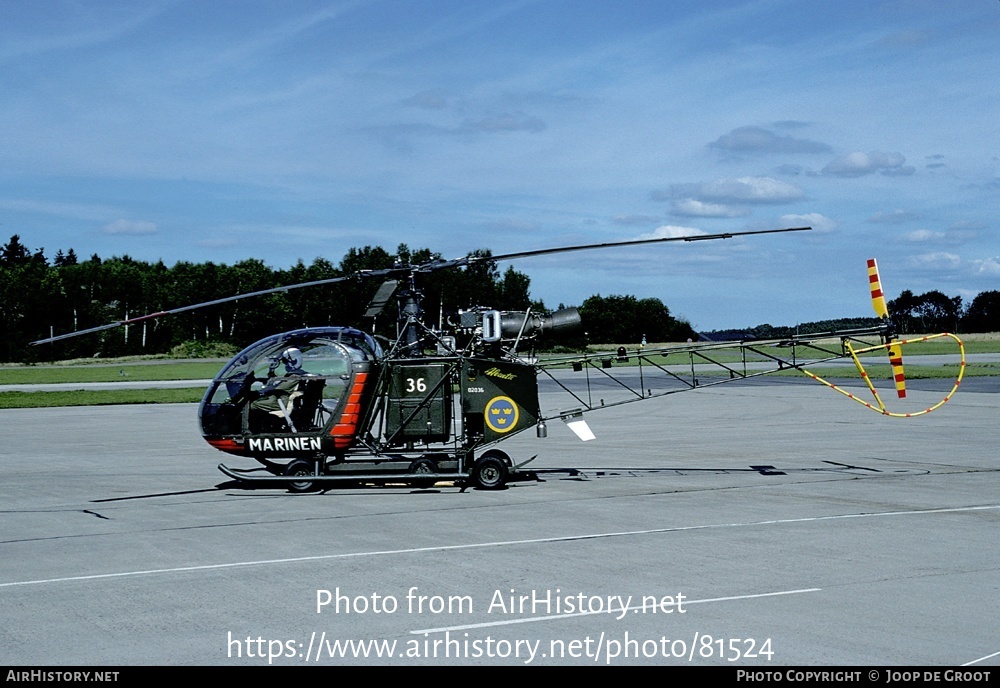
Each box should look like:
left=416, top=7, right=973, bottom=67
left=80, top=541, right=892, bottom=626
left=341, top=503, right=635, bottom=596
left=36, top=226, right=951, bottom=493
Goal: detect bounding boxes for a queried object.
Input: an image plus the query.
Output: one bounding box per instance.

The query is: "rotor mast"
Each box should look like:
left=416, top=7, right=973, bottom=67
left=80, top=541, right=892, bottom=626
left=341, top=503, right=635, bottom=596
left=396, top=271, right=425, bottom=356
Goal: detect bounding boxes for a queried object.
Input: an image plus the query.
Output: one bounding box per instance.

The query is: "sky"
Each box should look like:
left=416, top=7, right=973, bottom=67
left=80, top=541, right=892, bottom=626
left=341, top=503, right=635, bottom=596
left=2, top=0, right=999, bottom=331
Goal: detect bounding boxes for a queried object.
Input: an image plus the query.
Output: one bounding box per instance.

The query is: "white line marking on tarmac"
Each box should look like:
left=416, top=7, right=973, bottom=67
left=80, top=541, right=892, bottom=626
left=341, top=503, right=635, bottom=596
left=409, top=588, right=822, bottom=634
left=2, top=504, right=997, bottom=589
left=963, top=649, right=1000, bottom=666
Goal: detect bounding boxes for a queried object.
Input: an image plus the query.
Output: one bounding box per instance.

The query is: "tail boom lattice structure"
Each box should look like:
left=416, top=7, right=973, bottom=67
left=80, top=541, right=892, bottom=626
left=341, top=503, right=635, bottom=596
left=534, top=328, right=964, bottom=425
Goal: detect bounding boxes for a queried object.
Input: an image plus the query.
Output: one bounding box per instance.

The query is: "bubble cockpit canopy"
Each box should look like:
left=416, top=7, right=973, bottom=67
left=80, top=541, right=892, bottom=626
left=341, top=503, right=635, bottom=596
left=199, top=327, right=381, bottom=441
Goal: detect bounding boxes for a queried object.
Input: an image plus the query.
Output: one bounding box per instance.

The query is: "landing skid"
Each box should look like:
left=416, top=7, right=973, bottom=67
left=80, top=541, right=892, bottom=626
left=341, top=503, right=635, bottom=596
left=217, top=459, right=537, bottom=492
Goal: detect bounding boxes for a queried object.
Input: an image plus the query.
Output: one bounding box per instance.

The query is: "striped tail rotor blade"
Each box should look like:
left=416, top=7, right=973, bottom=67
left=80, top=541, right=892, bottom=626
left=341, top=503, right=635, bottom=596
left=888, top=340, right=906, bottom=398
left=867, top=258, right=889, bottom=318
left=867, top=258, right=906, bottom=398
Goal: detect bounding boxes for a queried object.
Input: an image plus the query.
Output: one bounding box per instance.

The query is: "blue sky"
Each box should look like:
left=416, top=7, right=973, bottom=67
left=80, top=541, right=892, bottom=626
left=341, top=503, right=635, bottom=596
left=2, top=0, right=998, bottom=330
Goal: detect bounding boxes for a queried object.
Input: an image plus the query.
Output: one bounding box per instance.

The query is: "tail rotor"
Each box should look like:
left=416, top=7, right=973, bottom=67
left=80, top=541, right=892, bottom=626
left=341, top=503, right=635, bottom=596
left=867, top=258, right=906, bottom=399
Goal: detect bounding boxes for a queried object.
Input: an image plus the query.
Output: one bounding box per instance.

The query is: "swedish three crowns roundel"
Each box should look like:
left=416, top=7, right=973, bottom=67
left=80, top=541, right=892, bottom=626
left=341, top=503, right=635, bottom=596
left=484, top=396, right=519, bottom=434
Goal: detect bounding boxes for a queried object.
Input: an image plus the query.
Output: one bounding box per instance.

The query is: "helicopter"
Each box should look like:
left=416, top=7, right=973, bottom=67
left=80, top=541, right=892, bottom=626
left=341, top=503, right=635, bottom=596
left=30, top=228, right=965, bottom=492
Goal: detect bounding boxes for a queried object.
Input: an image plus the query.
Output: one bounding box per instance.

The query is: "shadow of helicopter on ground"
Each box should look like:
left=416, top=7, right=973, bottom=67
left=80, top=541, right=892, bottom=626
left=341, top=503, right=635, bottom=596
left=202, top=458, right=926, bottom=495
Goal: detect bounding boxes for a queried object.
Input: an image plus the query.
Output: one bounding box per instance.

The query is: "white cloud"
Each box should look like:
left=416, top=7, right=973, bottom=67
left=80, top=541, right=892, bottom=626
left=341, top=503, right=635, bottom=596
left=907, top=252, right=960, bottom=270
left=970, top=257, right=1000, bottom=276
left=904, top=225, right=979, bottom=245
left=658, top=177, right=805, bottom=205
left=779, top=213, right=836, bottom=233
left=905, top=229, right=944, bottom=242
left=102, top=219, right=157, bottom=235
left=671, top=199, right=750, bottom=218
left=708, top=126, right=831, bottom=155
left=636, top=225, right=706, bottom=240
left=822, top=151, right=915, bottom=178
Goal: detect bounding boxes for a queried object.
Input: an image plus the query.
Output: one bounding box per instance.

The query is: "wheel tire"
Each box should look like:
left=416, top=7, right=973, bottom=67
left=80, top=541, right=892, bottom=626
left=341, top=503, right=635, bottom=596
left=472, top=455, right=508, bottom=490
left=284, top=459, right=316, bottom=493
left=408, top=458, right=438, bottom=489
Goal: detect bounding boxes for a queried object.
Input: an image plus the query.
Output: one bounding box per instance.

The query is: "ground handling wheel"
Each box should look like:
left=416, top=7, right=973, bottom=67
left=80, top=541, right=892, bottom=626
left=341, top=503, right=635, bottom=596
left=284, top=459, right=317, bottom=493
left=471, top=452, right=509, bottom=490
left=408, top=457, right=438, bottom=489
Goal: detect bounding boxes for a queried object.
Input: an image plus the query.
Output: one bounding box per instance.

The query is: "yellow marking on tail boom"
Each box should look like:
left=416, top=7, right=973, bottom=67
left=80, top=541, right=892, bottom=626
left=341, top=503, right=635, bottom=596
left=800, top=333, right=964, bottom=418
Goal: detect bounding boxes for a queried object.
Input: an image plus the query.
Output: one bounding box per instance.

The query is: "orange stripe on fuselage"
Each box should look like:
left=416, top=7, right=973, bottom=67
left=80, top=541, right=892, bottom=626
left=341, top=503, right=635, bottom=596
left=330, top=372, right=368, bottom=449
left=206, top=438, right=245, bottom=455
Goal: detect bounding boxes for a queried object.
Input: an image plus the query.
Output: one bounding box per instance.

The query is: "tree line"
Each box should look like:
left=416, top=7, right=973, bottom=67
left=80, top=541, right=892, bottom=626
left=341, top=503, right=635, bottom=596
left=1, top=234, right=697, bottom=362
left=704, top=289, right=999, bottom=342
left=3, top=234, right=994, bottom=362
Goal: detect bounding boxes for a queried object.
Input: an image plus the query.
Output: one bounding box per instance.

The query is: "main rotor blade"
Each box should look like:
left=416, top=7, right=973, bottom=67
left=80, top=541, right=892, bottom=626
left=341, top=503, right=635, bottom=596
left=364, top=279, right=399, bottom=318
left=32, top=226, right=810, bottom=346
left=456, top=226, right=812, bottom=266
left=29, top=268, right=401, bottom=346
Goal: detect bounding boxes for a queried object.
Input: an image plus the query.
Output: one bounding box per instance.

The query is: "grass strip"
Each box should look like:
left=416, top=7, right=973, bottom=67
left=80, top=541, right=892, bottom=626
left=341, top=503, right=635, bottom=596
left=0, top=362, right=222, bottom=385
left=0, top=388, right=206, bottom=409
